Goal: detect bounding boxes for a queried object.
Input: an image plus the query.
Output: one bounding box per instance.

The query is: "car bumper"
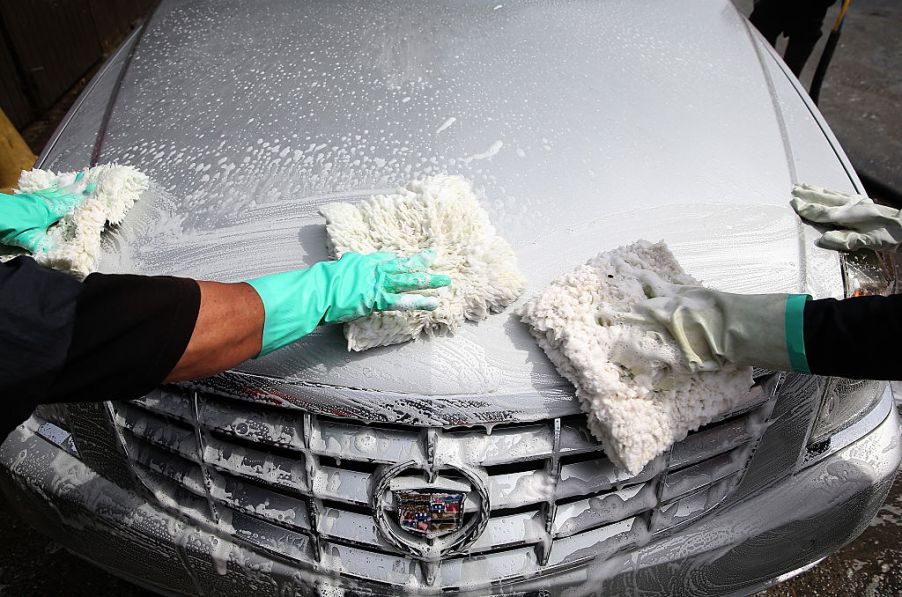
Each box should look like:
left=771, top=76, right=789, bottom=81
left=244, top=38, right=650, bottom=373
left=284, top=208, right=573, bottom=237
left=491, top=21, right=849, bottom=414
left=1, top=390, right=899, bottom=597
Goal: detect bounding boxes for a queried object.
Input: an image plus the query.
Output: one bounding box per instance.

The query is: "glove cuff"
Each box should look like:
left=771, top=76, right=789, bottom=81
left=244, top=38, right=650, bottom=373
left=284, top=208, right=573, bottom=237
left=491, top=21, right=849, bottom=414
left=784, top=293, right=811, bottom=373
left=720, top=292, right=809, bottom=373
left=246, top=269, right=323, bottom=357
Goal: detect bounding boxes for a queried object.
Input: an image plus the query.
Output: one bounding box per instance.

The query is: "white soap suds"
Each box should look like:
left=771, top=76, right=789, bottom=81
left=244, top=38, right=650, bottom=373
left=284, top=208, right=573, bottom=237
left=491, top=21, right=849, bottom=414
left=435, top=117, right=457, bottom=134
left=11, top=164, right=148, bottom=278
left=517, top=240, right=754, bottom=475
left=320, top=175, right=525, bottom=351
left=460, top=140, right=503, bottom=164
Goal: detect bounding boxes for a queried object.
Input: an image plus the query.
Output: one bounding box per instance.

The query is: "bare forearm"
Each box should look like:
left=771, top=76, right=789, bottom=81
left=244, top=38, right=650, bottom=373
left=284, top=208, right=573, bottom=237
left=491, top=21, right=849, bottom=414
left=165, top=280, right=264, bottom=382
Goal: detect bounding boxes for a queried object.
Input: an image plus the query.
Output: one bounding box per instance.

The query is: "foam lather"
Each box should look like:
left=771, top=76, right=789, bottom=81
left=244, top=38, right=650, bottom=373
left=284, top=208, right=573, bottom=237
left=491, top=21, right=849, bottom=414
left=517, top=240, right=754, bottom=475
left=320, top=175, right=525, bottom=351
left=16, top=164, right=149, bottom=278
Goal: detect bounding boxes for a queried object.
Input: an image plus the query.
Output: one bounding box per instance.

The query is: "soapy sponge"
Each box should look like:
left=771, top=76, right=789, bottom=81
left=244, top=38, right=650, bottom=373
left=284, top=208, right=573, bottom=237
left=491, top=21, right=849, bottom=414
left=517, top=240, right=753, bottom=475
left=15, top=164, right=148, bottom=278
left=320, top=175, right=525, bottom=351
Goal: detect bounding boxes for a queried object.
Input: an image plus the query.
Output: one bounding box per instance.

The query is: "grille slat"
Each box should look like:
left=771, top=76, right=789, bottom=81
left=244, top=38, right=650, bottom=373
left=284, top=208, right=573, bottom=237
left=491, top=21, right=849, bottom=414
left=546, top=516, right=647, bottom=567
left=122, top=431, right=205, bottom=494
left=669, top=416, right=753, bottom=469
left=651, top=473, right=739, bottom=532
left=558, top=420, right=605, bottom=454
left=320, top=539, right=422, bottom=586
left=489, top=469, right=553, bottom=509
left=198, top=396, right=304, bottom=450
left=133, top=388, right=194, bottom=423
left=311, top=465, right=372, bottom=506
left=467, top=511, right=546, bottom=553
left=203, top=435, right=308, bottom=494
left=661, top=448, right=746, bottom=502
left=437, top=425, right=555, bottom=466
left=206, top=468, right=311, bottom=532
left=112, top=380, right=776, bottom=590
left=552, top=482, right=657, bottom=538
left=557, top=455, right=663, bottom=500
left=311, top=419, right=424, bottom=465
left=116, top=404, right=199, bottom=461
left=316, top=506, right=398, bottom=551
left=441, top=545, right=538, bottom=586
left=225, top=509, right=317, bottom=565
left=136, top=465, right=217, bottom=523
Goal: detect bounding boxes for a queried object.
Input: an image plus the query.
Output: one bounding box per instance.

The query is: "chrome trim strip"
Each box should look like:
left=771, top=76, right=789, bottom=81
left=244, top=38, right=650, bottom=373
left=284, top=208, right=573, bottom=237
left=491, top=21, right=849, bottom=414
left=36, top=26, right=143, bottom=167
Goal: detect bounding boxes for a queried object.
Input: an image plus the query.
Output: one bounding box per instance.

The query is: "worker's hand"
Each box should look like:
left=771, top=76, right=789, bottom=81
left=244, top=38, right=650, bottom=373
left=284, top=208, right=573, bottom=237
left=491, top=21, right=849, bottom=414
left=791, top=184, right=902, bottom=252
left=0, top=172, right=96, bottom=252
left=246, top=249, right=452, bottom=355
left=596, top=273, right=809, bottom=374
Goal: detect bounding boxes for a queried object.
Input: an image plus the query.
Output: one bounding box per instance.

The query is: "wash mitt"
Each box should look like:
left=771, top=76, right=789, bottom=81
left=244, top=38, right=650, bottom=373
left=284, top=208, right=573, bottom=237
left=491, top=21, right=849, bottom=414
left=14, top=164, right=148, bottom=278
left=320, top=175, right=525, bottom=351
left=517, top=240, right=753, bottom=475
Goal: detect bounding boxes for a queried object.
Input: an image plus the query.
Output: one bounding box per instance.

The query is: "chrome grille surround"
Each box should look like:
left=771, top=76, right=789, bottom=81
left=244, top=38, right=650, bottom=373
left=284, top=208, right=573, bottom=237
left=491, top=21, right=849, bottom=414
left=110, top=374, right=779, bottom=591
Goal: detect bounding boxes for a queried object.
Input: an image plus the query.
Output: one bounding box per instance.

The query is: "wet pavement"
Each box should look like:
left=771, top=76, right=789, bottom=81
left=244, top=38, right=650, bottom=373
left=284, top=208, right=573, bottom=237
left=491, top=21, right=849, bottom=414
left=0, top=0, right=900, bottom=595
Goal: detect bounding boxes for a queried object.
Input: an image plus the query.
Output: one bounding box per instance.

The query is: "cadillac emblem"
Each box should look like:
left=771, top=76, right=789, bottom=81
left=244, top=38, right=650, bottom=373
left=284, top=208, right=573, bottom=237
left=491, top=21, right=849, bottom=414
left=395, top=490, right=465, bottom=537
left=372, top=461, right=490, bottom=560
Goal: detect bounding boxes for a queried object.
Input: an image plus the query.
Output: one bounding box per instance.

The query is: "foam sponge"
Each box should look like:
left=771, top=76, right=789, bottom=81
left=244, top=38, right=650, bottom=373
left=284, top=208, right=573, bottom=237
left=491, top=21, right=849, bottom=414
left=320, top=175, right=525, bottom=351
left=517, top=240, right=753, bottom=475
left=16, top=164, right=148, bottom=278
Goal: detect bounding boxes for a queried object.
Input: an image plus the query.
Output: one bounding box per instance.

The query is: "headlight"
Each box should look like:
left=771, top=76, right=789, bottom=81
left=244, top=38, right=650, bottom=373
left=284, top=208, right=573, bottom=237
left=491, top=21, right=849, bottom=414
left=807, top=249, right=896, bottom=447
left=841, top=250, right=897, bottom=297
left=809, top=378, right=886, bottom=445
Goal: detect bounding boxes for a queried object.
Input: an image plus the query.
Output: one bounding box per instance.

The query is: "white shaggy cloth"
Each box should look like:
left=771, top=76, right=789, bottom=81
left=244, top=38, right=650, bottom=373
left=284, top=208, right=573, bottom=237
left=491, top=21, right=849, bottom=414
left=16, top=164, right=148, bottom=278
left=517, top=241, right=753, bottom=475
left=320, top=175, right=526, bottom=351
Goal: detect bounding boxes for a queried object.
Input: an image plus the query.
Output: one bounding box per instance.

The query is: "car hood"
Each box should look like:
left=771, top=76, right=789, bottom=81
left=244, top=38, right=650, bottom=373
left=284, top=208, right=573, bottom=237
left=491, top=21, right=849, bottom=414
left=85, top=0, right=847, bottom=397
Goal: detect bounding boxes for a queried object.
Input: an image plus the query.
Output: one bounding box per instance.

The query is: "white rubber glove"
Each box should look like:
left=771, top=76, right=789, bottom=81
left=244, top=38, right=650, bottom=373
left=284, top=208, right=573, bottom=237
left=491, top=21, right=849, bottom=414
left=597, top=271, right=810, bottom=373
left=791, top=184, right=902, bottom=252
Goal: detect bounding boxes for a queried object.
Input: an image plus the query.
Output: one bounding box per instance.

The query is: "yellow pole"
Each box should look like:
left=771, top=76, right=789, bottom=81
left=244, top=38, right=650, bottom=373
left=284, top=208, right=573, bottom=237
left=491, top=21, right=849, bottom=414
left=0, top=108, right=35, bottom=193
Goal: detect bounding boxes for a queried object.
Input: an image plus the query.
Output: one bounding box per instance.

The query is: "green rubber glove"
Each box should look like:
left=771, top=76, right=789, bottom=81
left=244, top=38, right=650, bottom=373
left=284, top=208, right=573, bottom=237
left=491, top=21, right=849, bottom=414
left=246, top=249, right=452, bottom=355
left=791, top=184, right=902, bottom=252
left=597, top=272, right=811, bottom=373
left=0, top=171, right=96, bottom=253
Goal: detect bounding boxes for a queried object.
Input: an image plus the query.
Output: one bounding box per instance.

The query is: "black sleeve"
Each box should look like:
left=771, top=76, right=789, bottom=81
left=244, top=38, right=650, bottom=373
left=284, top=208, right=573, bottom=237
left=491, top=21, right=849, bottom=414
left=0, top=257, right=83, bottom=435
left=0, top=257, right=200, bottom=440
left=804, top=294, right=902, bottom=380
left=45, top=271, right=201, bottom=403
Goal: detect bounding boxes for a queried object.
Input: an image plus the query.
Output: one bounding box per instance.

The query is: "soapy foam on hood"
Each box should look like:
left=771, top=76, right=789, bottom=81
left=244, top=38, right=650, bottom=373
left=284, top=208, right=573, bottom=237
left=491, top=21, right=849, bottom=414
left=320, top=175, right=525, bottom=351
left=517, top=240, right=754, bottom=475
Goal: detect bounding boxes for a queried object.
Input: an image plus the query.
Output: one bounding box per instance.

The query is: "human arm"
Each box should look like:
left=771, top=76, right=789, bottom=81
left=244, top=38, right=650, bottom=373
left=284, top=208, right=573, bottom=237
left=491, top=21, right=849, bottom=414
left=1, top=250, right=449, bottom=439
left=164, top=280, right=264, bottom=382
left=597, top=185, right=902, bottom=380
left=4, top=248, right=449, bottom=397
left=802, top=294, right=902, bottom=380
left=0, top=172, right=95, bottom=252
left=170, top=249, right=450, bottom=376
left=600, top=277, right=902, bottom=381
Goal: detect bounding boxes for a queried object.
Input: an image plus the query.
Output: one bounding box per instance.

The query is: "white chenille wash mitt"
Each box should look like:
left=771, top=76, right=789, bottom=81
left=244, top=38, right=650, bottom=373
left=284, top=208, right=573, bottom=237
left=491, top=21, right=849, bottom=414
left=16, top=164, right=148, bottom=278
left=320, top=175, right=526, bottom=351
left=517, top=241, right=753, bottom=475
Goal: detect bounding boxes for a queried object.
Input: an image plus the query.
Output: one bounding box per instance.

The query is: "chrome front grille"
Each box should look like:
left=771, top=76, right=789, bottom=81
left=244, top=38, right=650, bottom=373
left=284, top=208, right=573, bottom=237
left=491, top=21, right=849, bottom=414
left=110, top=376, right=777, bottom=590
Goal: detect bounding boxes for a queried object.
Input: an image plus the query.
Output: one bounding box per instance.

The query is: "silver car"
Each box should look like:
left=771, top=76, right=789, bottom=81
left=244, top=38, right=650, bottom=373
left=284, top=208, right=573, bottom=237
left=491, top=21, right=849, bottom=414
left=2, top=0, right=899, bottom=595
